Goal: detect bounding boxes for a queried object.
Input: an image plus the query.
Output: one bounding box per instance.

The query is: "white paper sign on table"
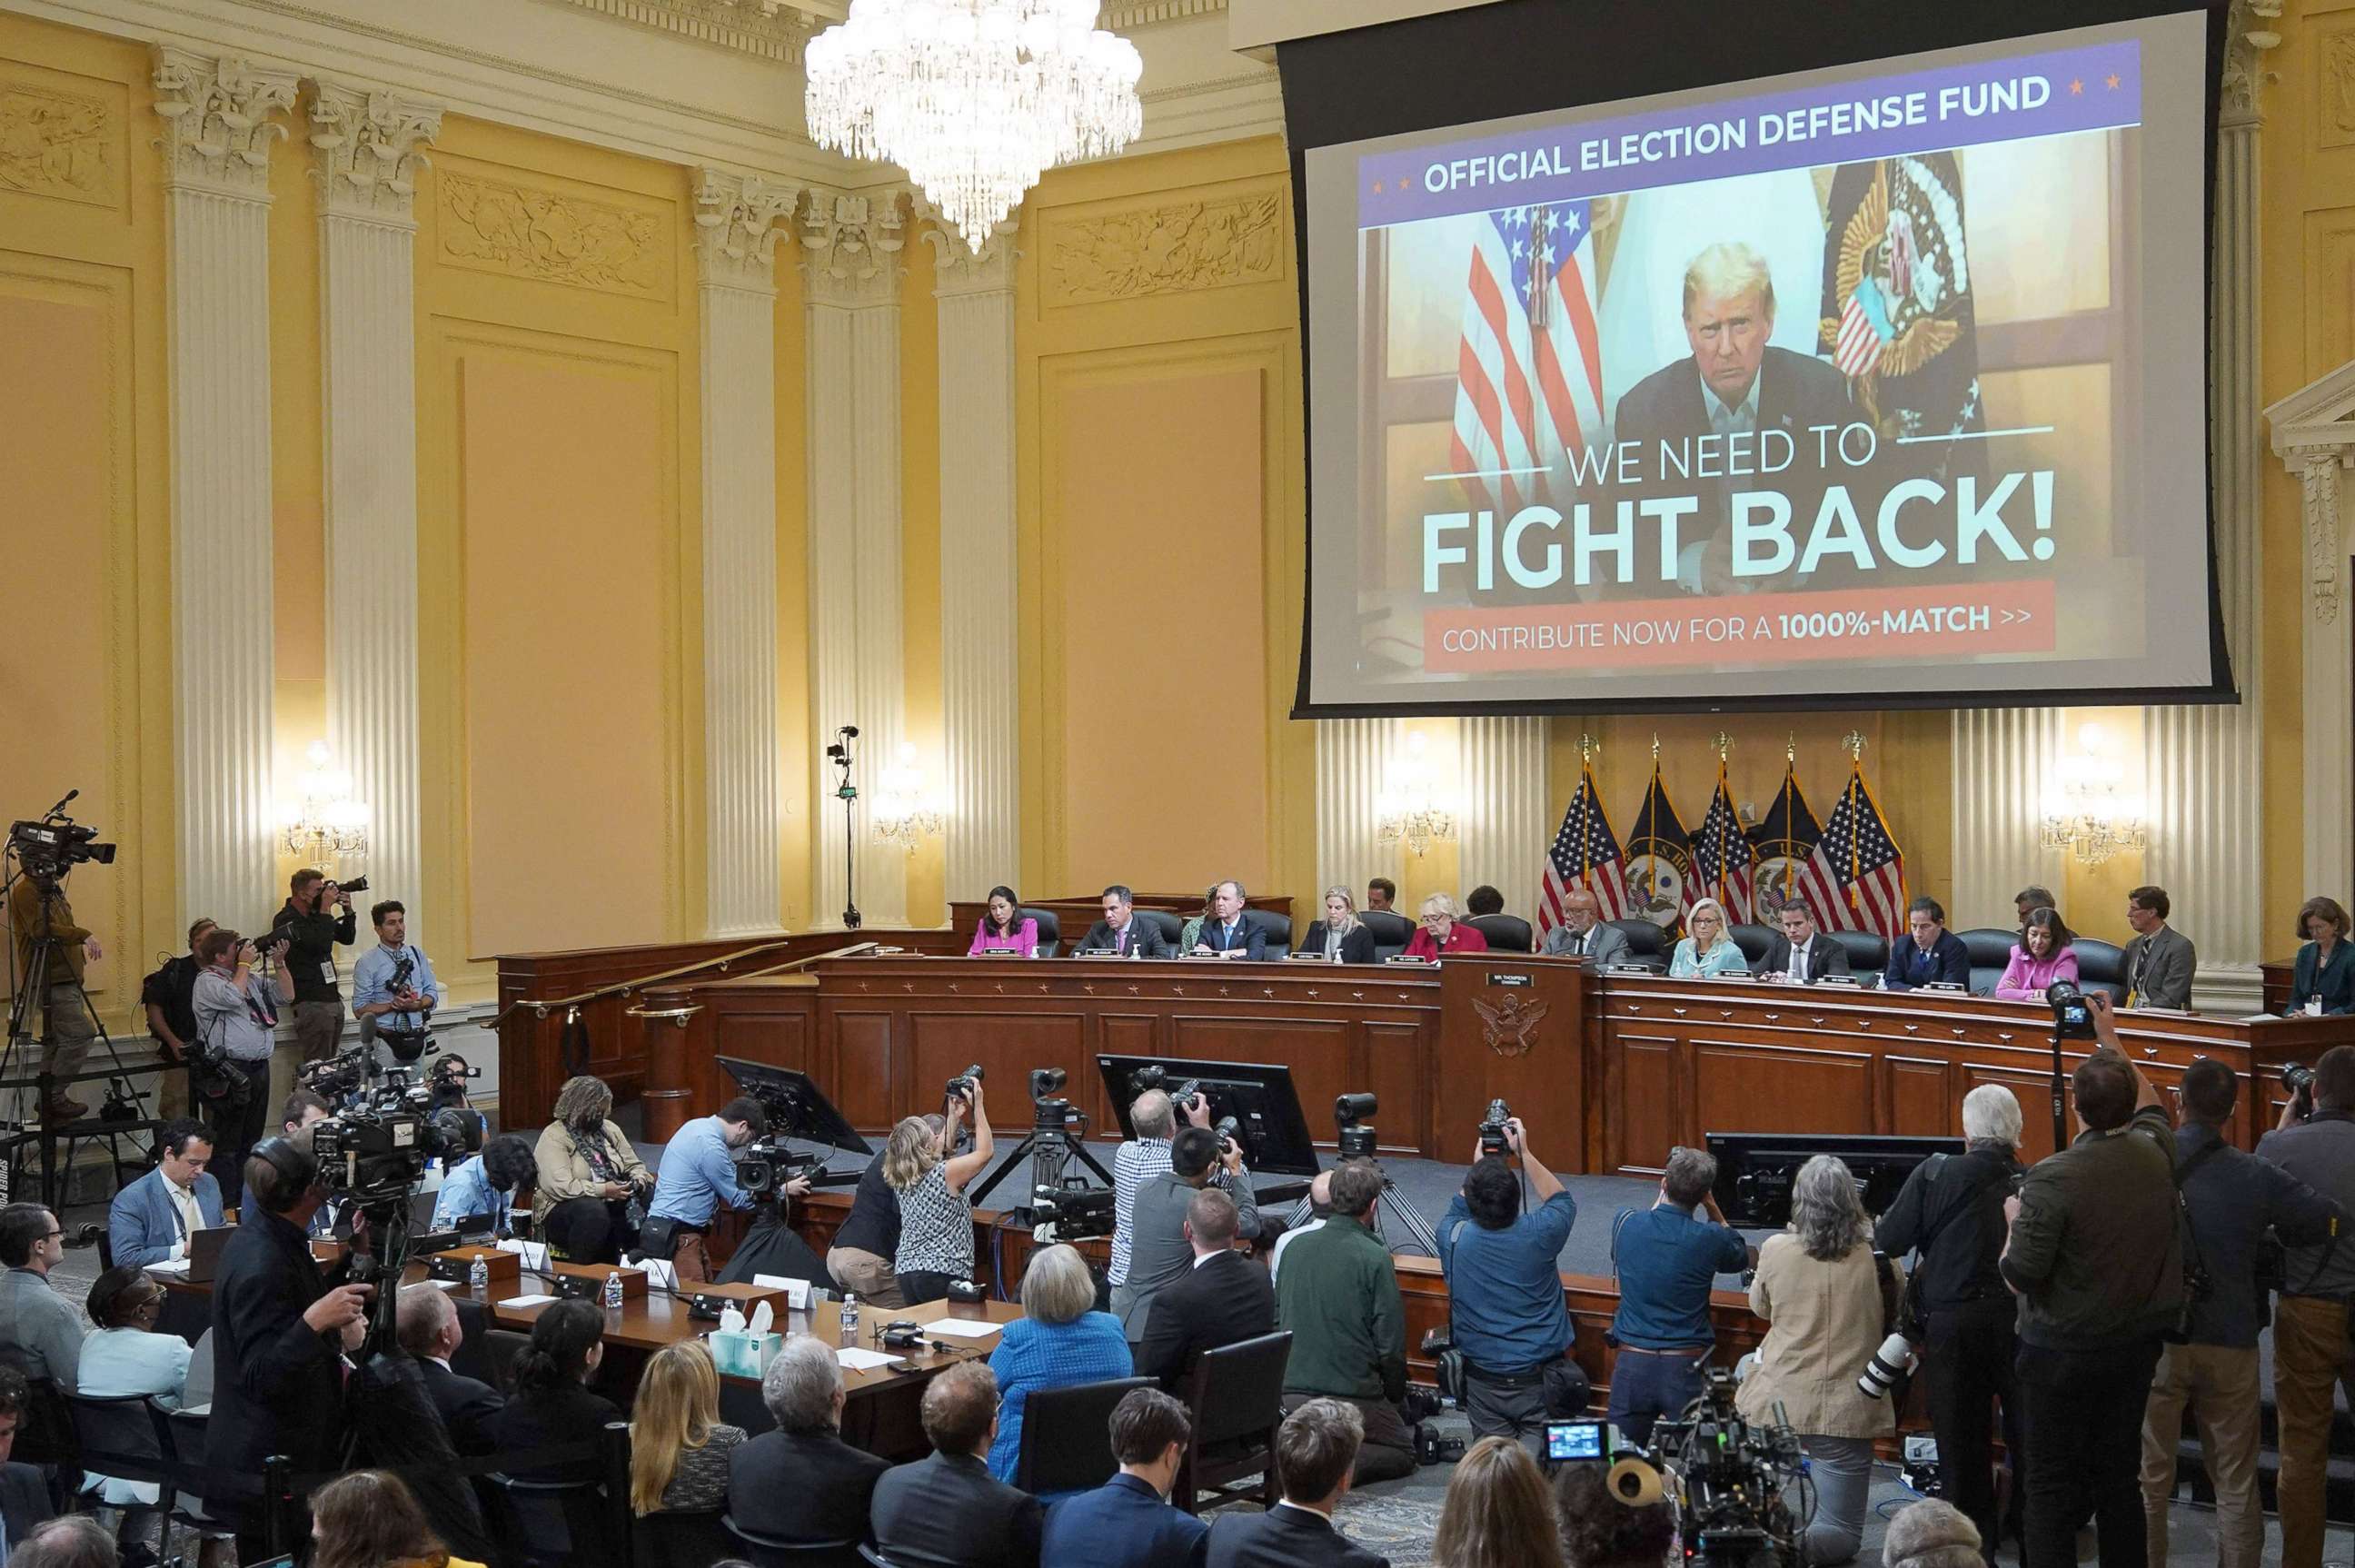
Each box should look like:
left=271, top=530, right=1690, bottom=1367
left=753, top=1275, right=812, bottom=1309
left=498, top=1293, right=559, bottom=1308
left=837, top=1347, right=900, bottom=1372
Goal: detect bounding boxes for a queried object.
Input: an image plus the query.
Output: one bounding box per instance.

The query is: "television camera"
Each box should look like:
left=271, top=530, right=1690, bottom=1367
left=1334, top=1092, right=1379, bottom=1158
left=5, top=809, right=114, bottom=886
left=714, top=1057, right=871, bottom=1200
left=311, top=1102, right=473, bottom=1210
left=966, top=1066, right=1118, bottom=1238
left=1585, top=1369, right=1808, bottom=1568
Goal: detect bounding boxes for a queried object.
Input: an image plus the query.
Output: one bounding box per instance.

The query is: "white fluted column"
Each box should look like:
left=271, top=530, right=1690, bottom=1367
left=155, top=49, right=298, bottom=932
left=2297, top=457, right=2353, bottom=896
left=696, top=171, right=796, bottom=937
left=310, top=79, right=439, bottom=938
left=801, top=193, right=909, bottom=928
left=1315, top=719, right=1406, bottom=895
left=1457, top=719, right=1549, bottom=919
left=1949, top=709, right=2067, bottom=930
left=925, top=217, right=1019, bottom=904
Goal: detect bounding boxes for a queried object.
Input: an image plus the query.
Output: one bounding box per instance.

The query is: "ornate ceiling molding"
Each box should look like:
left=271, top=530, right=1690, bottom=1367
left=553, top=0, right=813, bottom=63
left=919, top=202, right=1018, bottom=295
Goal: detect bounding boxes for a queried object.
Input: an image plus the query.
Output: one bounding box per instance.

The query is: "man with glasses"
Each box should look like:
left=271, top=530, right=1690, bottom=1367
left=0, top=1205, right=81, bottom=1388
left=107, top=1118, right=224, bottom=1268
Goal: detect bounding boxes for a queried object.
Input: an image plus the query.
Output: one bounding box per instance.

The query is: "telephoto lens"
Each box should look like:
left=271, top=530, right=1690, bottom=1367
left=1855, top=1331, right=1920, bottom=1399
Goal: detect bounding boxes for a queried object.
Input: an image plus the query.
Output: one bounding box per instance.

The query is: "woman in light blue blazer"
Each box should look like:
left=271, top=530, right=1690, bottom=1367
left=78, top=1267, right=193, bottom=1513
left=1669, top=898, right=1750, bottom=978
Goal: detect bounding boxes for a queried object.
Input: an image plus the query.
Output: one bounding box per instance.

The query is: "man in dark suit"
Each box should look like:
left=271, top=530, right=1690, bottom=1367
left=1083, top=885, right=1168, bottom=958
left=1204, top=1399, right=1388, bottom=1568
left=731, top=1333, right=891, bottom=1544
left=1135, top=1188, right=1275, bottom=1392
left=1605, top=241, right=1853, bottom=596
left=1539, top=888, right=1632, bottom=965
left=1885, top=897, right=1971, bottom=990
left=1753, top=899, right=1853, bottom=985
left=871, top=1362, right=1043, bottom=1568
left=396, top=1283, right=504, bottom=1455
left=1120, top=1128, right=1260, bottom=1345
left=1041, top=1388, right=1207, bottom=1568
left=0, top=1368, right=55, bottom=1555
left=1192, top=883, right=1266, bottom=959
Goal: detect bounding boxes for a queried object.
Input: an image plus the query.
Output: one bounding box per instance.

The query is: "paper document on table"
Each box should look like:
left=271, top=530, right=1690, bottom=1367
left=144, top=1258, right=192, bottom=1277
left=496, top=1239, right=550, bottom=1270
left=923, top=1319, right=1002, bottom=1340
left=499, top=1294, right=559, bottom=1308
left=837, top=1348, right=901, bottom=1371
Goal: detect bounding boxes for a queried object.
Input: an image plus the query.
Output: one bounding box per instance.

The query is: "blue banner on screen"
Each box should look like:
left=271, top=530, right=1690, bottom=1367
left=1299, top=13, right=2220, bottom=713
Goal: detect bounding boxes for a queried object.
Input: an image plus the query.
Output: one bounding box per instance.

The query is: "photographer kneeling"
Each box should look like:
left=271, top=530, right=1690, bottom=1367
left=648, top=1095, right=806, bottom=1283
left=1437, top=1115, right=1582, bottom=1452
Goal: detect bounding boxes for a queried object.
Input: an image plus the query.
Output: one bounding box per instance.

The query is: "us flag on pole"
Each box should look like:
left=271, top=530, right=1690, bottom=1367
left=1449, top=202, right=1604, bottom=515
left=1691, top=768, right=1757, bottom=924
left=1796, top=762, right=1908, bottom=939
left=1537, top=761, right=1629, bottom=937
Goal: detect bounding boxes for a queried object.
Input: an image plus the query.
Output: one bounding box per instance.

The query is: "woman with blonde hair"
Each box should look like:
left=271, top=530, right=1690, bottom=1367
left=1669, top=897, right=1748, bottom=978
left=532, top=1074, right=652, bottom=1263
left=1433, top=1435, right=1565, bottom=1568
left=889, top=1081, right=994, bottom=1305
left=310, top=1470, right=484, bottom=1568
left=1297, top=886, right=1377, bottom=964
left=629, top=1339, right=747, bottom=1514
left=985, top=1243, right=1132, bottom=1484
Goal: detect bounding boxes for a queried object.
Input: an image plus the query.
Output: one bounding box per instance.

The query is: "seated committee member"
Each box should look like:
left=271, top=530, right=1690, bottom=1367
left=1134, top=1187, right=1275, bottom=1392
left=1193, top=881, right=1267, bottom=959
left=1753, top=898, right=1849, bottom=984
left=1040, top=1388, right=1207, bottom=1568
left=969, top=885, right=1038, bottom=957
left=106, top=1118, right=222, bottom=1267
left=431, top=1134, right=536, bottom=1236
left=1180, top=887, right=1216, bottom=953
left=1403, top=893, right=1488, bottom=960
left=871, top=1362, right=1044, bottom=1568
left=532, top=1074, right=653, bottom=1264
left=1668, top=898, right=1746, bottom=978
left=1203, top=1399, right=1389, bottom=1568
left=1083, top=885, right=1168, bottom=958
left=1542, top=889, right=1629, bottom=965
left=1366, top=878, right=1396, bottom=915
left=1466, top=886, right=1505, bottom=918
left=2121, top=885, right=2196, bottom=1009
left=1299, top=887, right=1377, bottom=963
left=1885, top=898, right=1969, bottom=990
left=730, top=1333, right=891, bottom=1546
left=1993, top=907, right=2078, bottom=1002
left=2289, top=897, right=2355, bottom=1016
left=396, top=1282, right=504, bottom=1456
left=2015, top=885, right=2060, bottom=929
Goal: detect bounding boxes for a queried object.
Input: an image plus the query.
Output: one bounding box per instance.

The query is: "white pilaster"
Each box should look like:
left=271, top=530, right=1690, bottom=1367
left=1315, top=719, right=1406, bottom=898
left=310, top=78, right=438, bottom=938
left=1949, top=708, right=2067, bottom=930
left=2298, top=456, right=2353, bottom=898
left=1456, top=718, right=1548, bottom=921
left=155, top=48, right=298, bottom=933
left=801, top=192, right=909, bottom=928
left=925, top=217, right=1020, bottom=907
left=696, top=170, right=796, bottom=937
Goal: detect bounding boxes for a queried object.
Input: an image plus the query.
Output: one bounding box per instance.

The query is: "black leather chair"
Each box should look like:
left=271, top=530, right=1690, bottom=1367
left=1247, top=910, right=1292, bottom=951
left=1360, top=910, right=1415, bottom=962
left=720, top=1513, right=859, bottom=1568
left=1178, top=1331, right=1291, bottom=1513
left=1826, top=928, right=1890, bottom=976
left=1136, top=908, right=1185, bottom=951
left=486, top=1473, right=616, bottom=1568
left=1013, top=1374, right=1156, bottom=1495
left=162, top=1407, right=228, bottom=1533
left=640, top=1508, right=735, bottom=1568
left=2074, top=938, right=2128, bottom=1003
left=1019, top=907, right=1062, bottom=958
left=1465, top=915, right=1535, bottom=953
left=484, top=1327, right=532, bottom=1393
left=1728, top=923, right=1776, bottom=969
left=1958, top=928, right=2020, bottom=995
left=66, top=1392, right=173, bottom=1519
left=1606, top=918, right=1667, bottom=972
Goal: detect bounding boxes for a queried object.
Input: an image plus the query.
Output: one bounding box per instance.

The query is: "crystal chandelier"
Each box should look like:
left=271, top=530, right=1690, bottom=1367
left=872, top=743, right=947, bottom=853
left=1376, top=732, right=1458, bottom=859
left=2038, top=722, right=2148, bottom=868
left=280, top=740, right=370, bottom=868
left=804, top=0, right=1143, bottom=253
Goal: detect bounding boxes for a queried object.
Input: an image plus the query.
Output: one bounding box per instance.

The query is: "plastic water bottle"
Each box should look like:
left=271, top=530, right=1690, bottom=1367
left=468, top=1255, right=489, bottom=1293
left=603, top=1269, right=624, bottom=1311
left=840, top=1291, right=860, bottom=1342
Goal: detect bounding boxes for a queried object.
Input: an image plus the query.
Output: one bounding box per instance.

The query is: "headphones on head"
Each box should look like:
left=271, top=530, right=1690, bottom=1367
left=251, top=1135, right=318, bottom=1192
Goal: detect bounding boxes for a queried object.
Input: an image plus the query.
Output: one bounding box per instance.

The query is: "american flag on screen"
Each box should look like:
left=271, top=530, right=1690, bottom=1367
left=1537, top=761, right=1629, bottom=937
left=1448, top=202, right=1605, bottom=515
left=1795, top=762, right=1909, bottom=939
left=1691, top=767, right=1757, bottom=925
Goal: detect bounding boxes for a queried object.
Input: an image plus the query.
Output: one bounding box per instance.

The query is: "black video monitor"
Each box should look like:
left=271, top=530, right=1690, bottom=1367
left=1094, top=1055, right=1321, bottom=1177
left=1705, top=1131, right=1966, bottom=1229
left=714, top=1057, right=872, bottom=1156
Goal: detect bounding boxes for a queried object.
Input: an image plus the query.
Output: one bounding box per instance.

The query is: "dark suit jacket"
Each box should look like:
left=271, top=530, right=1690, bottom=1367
left=488, top=1382, right=623, bottom=1482
left=871, top=1451, right=1043, bottom=1568
left=0, top=1461, right=52, bottom=1552
left=1134, top=1249, right=1276, bottom=1391
left=2121, top=925, right=2198, bottom=1010
left=730, top=1425, right=891, bottom=1544
left=1193, top=918, right=1266, bottom=959
left=1081, top=918, right=1168, bottom=958
left=1041, top=1473, right=1207, bottom=1568
left=209, top=1207, right=347, bottom=1482
left=1294, top=926, right=1376, bottom=965
left=1884, top=929, right=1970, bottom=990
left=2291, top=939, right=2355, bottom=1016
left=1205, top=1503, right=1387, bottom=1568
left=419, top=1355, right=505, bottom=1456
left=1754, top=933, right=1853, bottom=983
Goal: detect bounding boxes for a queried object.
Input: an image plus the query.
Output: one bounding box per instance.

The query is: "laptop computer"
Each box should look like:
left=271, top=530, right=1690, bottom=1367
left=185, top=1225, right=234, bottom=1284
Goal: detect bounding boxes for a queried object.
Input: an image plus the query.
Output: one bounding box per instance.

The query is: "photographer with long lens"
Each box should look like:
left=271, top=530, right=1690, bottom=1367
left=1999, top=987, right=2180, bottom=1568
left=271, top=869, right=358, bottom=1065
left=191, top=926, right=288, bottom=1207
left=1436, top=1111, right=1581, bottom=1452
left=1119, top=1123, right=1262, bottom=1345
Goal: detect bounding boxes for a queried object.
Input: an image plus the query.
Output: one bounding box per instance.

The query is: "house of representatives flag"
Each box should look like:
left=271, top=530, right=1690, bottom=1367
left=1795, top=760, right=1909, bottom=939
left=1691, top=765, right=1757, bottom=925
left=1749, top=763, right=1824, bottom=923
left=1448, top=201, right=1604, bottom=517
left=1537, top=761, right=1629, bottom=937
left=1624, top=764, right=1694, bottom=937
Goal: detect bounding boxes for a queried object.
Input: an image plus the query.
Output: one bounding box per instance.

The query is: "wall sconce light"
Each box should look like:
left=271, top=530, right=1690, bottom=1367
left=2040, top=721, right=2148, bottom=868
left=280, top=739, right=370, bottom=868
left=1376, top=731, right=1457, bottom=858
left=872, top=742, right=946, bottom=853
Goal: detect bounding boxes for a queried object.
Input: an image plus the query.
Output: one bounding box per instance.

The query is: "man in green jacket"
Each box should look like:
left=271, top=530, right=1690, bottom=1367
left=1275, top=1158, right=1413, bottom=1483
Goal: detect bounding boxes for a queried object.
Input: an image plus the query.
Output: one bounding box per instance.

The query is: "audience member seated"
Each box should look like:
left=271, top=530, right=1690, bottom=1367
left=1992, top=907, right=2078, bottom=1002
left=532, top=1075, right=652, bottom=1264
left=1605, top=1148, right=1754, bottom=1445
left=1437, top=1118, right=1578, bottom=1451
left=1737, top=1156, right=1894, bottom=1565
left=971, top=885, right=1040, bottom=957
left=310, top=1469, right=487, bottom=1568
left=1403, top=894, right=1487, bottom=960
left=1552, top=1459, right=1674, bottom=1568
left=76, top=1266, right=192, bottom=1520
left=1667, top=898, right=1746, bottom=978
left=2290, top=896, right=2355, bottom=1016
left=1465, top=887, right=1505, bottom=918
left=827, top=1115, right=939, bottom=1311
left=890, top=1085, right=994, bottom=1305
left=0, top=1204, right=81, bottom=1387
left=630, top=1339, right=745, bottom=1516
left=1431, top=1436, right=1565, bottom=1568
left=11, top=1517, right=114, bottom=1568
left=1119, top=1127, right=1260, bottom=1345
left=1084, top=886, right=1168, bottom=958
left=1276, top=1161, right=1413, bottom=1484
left=871, top=1362, right=1044, bottom=1568
left=1270, top=1172, right=1330, bottom=1285
left=1203, top=1399, right=1388, bottom=1568
left=1192, top=882, right=1267, bottom=959
left=988, top=1243, right=1133, bottom=1482
left=1752, top=899, right=1849, bottom=984
left=1540, top=890, right=1629, bottom=965
left=1885, top=898, right=1970, bottom=990
left=396, top=1283, right=503, bottom=1456
left=106, top=1119, right=222, bottom=1268
left=1882, top=1498, right=1985, bottom=1568
left=1135, top=1188, right=1274, bottom=1392
left=1298, top=887, right=1377, bottom=964
left=2121, top=885, right=2196, bottom=1009
left=1039, top=1388, right=1206, bottom=1568
left=729, top=1333, right=889, bottom=1545
left=431, top=1134, right=536, bottom=1236
left=487, top=1298, right=621, bottom=1483
left=0, top=1370, right=51, bottom=1553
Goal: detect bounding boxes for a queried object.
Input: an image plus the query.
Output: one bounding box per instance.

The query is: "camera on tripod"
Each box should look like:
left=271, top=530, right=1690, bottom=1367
left=1623, top=1367, right=1807, bottom=1566
left=2046, top=978, right=2098, bottom=1042
left=5, top=809, right=114, bottom=885
left=312, top=1104, right=471, bottom=1208
left=297, top=1047, right=375, bottom=1108
left=1479, top=1097, right=1513, bottom=1157
left=1335, top=1092, right=1378, bottom=1158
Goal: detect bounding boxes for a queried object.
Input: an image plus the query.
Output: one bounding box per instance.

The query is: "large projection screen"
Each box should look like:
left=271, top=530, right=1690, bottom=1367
left=1297, top=8, right=2226, bottom=715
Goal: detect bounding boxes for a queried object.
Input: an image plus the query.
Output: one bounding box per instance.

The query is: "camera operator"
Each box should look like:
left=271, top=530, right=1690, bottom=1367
left=647, top=1096, right=809, bottom=1282
left=211, top=1124, right=373, bottom=1560
left=138, top=918, right=216, bottom=1120
left=1436, top=1116, right=1580, bottom=1451
left=2256, top=1043, right=2355, bottom=1568
left=1605, top=1146, right=1754, bottom=1445
left=2139, top=1057, right=2339, bottom=1568
left=191, top=926, right=288, bottom=1208
left=431, top=1134, right=539, bottom=1236
left=1108, top=1086, right=1212, bottom=1319
left=6, top=868, right=104, bottom=1124
left=426, top=1053, right=488, bottom=1144
left=272, top=869, right=357, bottom=1065
left=1998, top=991, right=2180, bottom=1568
left=351, top=900, right=440, bottom=1066
left=1119, top=1124, right=1262, bottom=1345
left=1874, top=1084, right=2027, bottom=1563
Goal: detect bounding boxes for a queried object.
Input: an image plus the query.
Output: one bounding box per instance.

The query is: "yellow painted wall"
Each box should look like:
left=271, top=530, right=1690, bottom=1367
left=899, top=233, right=948, bottom=923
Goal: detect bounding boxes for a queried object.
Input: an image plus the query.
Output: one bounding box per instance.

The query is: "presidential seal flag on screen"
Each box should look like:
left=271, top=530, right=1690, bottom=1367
left=1690, top=765, right=1757, bottom=925
left=1448, top=200, right=1604, bottom=516
left=1625, top=764, right=1694, bottom=936
left=1749, top=762, right=1825, bottom=922
left=1796, top=759, right=1909, bottom=939
left=1537, top=760, right=1629, bottom=937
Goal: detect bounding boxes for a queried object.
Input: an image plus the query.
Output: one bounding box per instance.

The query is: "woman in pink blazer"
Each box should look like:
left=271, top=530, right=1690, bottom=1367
left=968, top=885, right=1038, bottom=957
left=1993, top=905, right=2079, bottom=1000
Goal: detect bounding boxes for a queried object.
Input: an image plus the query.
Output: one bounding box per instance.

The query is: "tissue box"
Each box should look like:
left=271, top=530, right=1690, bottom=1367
left=710, top=1327, right=783, bottom=1380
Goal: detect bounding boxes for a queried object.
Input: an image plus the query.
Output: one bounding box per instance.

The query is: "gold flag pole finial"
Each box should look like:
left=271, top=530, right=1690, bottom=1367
left=1650, top=732, right=1661, bottom=764
left=1712, top=730, right=1734, bottom=764
left=1580, top=731, right=1598, bottom=767
left=1786, top=732, right=1797, bottom=766
left=1842, top=730, right=1866, bottom=762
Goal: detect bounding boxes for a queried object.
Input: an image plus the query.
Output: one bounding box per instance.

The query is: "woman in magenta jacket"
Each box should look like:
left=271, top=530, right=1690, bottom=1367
left=968, top=885, right=1038, bottom=957
left=1992, top=905, right=2078, bottom=1000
